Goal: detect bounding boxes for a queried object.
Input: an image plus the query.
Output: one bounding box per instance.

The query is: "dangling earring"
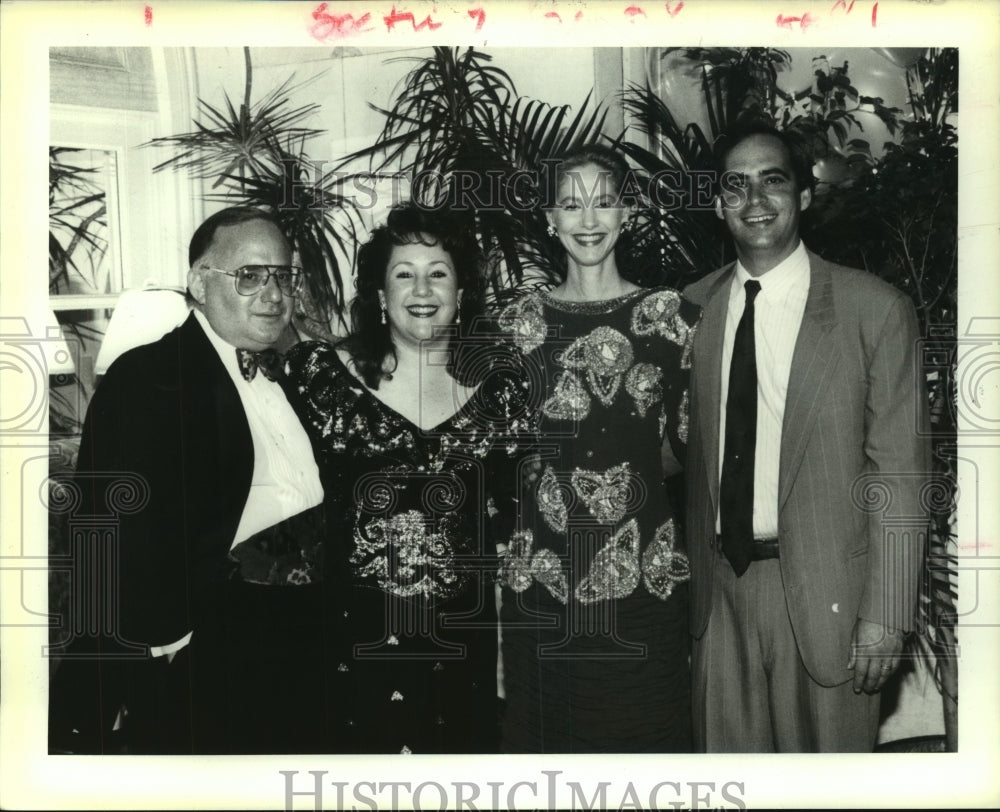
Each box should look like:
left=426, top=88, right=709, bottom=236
left=621, top=217, right=634, bottom=233
left=380, top=304, right=387, bottom=325
left=546, top=223, right=557, bottom=237
left=455, top=300, right=461, bottom=326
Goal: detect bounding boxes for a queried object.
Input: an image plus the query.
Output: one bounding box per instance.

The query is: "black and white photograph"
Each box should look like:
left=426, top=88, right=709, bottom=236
left=1, top=1, right=997, bottom=809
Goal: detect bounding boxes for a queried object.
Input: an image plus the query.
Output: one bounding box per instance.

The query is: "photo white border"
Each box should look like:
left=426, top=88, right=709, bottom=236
left=2, top=1, right=998, bottom=809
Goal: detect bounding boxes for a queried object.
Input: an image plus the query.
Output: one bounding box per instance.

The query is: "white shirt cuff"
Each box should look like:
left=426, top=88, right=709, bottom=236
left=149, top=630, right=193, bottom=658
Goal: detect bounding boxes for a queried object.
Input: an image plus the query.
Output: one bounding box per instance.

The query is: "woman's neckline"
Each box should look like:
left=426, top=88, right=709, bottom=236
left=538, top=287, right=646, bottom=313
left=330, top=345, right=480, bottom=434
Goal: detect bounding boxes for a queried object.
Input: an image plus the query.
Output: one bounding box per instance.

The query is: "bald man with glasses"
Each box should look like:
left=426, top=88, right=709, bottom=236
left=52, top=207, right=332, bottom=754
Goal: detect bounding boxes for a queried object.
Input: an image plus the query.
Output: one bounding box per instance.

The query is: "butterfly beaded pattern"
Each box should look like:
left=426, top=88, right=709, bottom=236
left=496, top=289, right=695, bottom=605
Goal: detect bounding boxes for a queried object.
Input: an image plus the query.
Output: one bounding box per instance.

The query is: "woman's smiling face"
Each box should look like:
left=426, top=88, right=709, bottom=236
left=381, top=237, right=461, bottom=349
left=547, top=162, right=631, bottom=275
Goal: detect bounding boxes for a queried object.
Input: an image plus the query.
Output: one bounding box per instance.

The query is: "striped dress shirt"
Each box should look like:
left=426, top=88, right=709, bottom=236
left=716, top=241, right=810, bottom=538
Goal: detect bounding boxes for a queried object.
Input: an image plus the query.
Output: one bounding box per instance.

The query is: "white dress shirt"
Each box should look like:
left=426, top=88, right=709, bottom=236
left=151, top=311, right=323, bottom=657
left=716, top=242, right=810, bottom=537
left=194, top=310, right=323, bottom=545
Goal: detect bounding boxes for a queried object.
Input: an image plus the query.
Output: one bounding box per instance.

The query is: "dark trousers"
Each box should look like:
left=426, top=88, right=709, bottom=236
left=50, top=580, right=335, bottom=755
left=185, top=580, right=334, bottom=754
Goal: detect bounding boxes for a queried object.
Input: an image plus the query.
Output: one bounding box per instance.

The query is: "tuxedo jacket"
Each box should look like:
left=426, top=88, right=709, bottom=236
left=53, top=313, right=255, bottom=750
left=73, top=312, right=254, bottom=647
left=684, top=252, right=930, bottom=687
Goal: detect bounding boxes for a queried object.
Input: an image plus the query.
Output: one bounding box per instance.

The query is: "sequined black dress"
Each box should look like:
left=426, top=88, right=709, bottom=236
left=495, top=287, right=699, bottom=753
left=284, top=342, right=533, bottom=754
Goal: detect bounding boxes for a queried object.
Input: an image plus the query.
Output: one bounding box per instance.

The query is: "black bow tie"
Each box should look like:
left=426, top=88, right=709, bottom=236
left=236, top=348, right=283, bottom=382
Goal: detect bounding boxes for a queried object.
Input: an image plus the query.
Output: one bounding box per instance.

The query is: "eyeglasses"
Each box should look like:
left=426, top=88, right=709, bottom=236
left=203, top=265, right=303, bottom=296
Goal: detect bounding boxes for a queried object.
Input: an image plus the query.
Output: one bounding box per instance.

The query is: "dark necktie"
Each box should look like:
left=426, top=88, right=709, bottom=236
left=720, top=279, right=761, bottom=576
left=236, top=348, right=283, bottom=382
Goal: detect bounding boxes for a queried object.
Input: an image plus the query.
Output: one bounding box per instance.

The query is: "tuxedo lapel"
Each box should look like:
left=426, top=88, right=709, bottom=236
left=694, top=265, right=736, bottom=518
left=778, top=255, right=840, bottom=510
left=178, top=315, right=255, bottom=536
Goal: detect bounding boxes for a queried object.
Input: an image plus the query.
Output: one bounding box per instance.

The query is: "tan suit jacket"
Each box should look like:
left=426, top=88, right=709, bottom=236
left=685, top=252, right=930, bottom=687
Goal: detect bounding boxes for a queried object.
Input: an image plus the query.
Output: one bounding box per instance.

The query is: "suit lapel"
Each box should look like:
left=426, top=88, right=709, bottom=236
left=179, top=315, right=255, bottom=525
left=778, top=254, right=840, bottom=510
left=694, top=265, right=736, bottom=518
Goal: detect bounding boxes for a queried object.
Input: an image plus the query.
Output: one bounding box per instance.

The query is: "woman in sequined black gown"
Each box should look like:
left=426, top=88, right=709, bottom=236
left=495, top=145, right=700, bottom=752
left=284, top=205, right=533, bottom=753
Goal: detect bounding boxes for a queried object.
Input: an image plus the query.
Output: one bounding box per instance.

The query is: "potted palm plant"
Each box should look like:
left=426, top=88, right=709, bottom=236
left=145, top=47, right=360, bottom=334
left=334, top=46, right=614, bottom=303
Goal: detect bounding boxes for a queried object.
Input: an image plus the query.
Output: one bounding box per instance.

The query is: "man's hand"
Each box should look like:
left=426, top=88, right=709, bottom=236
left=847, top=618, right=905, bottom=694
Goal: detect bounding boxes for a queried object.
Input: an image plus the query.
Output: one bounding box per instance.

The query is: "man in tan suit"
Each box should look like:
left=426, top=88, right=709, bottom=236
left=684, top=121, right=930, bottom=751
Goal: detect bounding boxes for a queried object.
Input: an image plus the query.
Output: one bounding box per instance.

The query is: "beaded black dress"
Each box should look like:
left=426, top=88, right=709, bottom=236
left=495, top=287, right=699, bottom=753
left=284, top=341, right=534, bottom=754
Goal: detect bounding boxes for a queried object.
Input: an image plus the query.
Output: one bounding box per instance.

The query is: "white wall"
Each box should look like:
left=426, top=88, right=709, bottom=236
left=191, top=46, right=614, bottom=163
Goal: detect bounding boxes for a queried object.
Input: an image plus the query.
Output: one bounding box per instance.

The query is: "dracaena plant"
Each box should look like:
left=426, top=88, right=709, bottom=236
left=49, top=146, right=108, bottom=295
left=336, top=46, right=615, bottom=305
left=145, top=47, right=359, bottom=333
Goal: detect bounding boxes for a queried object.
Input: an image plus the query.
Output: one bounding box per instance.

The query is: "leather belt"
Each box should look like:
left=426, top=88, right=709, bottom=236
left=716, top=536, right=780, bottom=561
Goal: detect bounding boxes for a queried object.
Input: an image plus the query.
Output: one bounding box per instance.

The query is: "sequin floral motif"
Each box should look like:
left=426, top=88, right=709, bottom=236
left=625, top=362, right=663, bottom=418
left=537, top=465, right=568, bottom=532
left=354, top=509, right=464, bottom=599
left=575, top=517, right=689, bottom=604
left=498, top=293, right=547, bottom=354
left=560, top=326, right=634, bottom=406
left=499, top=530, right=569, bottom=604
left=641, top=518, right=690, bottom=599
left=571, top=462, right=634, bottom=525
left=501, top=517, right=689, bottom=605
left=680, top=319, right=696, bottom=371
left=676, top=390, right=689, bottom=444
left=630, top=289, right=691, bottom=349
left=575, top=518, right=641, bottom=603
left=541, top=370, right=590, bottom=422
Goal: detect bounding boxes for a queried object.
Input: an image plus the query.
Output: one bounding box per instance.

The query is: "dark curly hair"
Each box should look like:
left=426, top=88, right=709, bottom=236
left=341, top=203, right=486, bottom=389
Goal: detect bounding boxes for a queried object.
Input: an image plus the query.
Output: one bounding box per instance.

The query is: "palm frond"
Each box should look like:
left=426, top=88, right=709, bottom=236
left=145, top=71, right=326, bottom=184
left=144, top=51, right=355, bottom=327
left=205, top=139, right=361, bottom=329
left=338, top=47, right=615, bottom=295
left=49, top=147, right=108, bottom=294
left=618, top=82, right=728, bottom=283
